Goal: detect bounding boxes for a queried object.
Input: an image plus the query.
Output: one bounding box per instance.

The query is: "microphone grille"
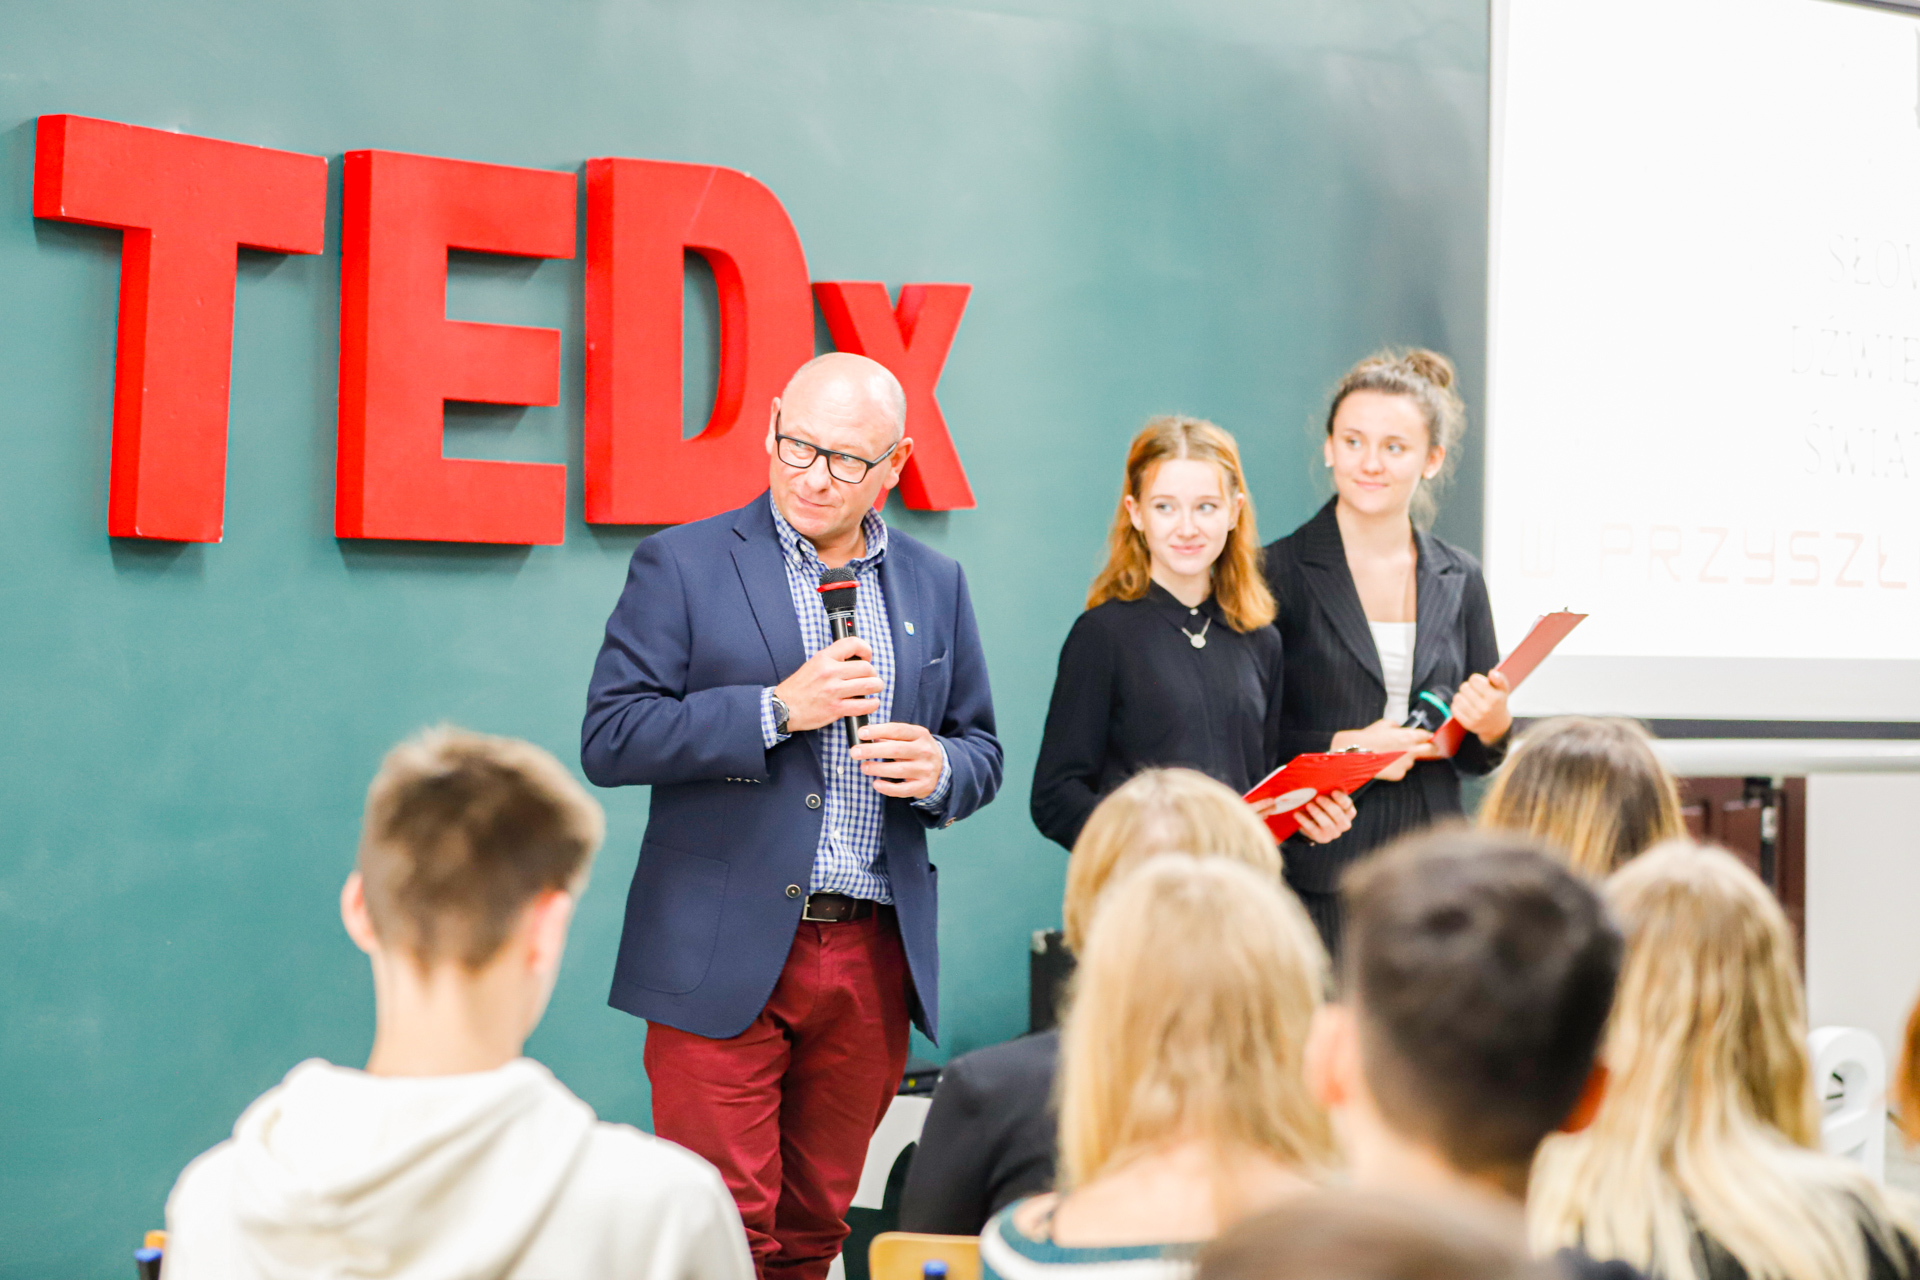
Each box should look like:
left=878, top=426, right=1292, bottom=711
left=817, top=566, right=858, bottom=614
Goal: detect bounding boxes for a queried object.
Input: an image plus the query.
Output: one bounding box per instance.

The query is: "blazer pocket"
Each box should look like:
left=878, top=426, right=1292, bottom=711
left=626, top=844, right=729, bottom=995
left=916, top=649, right=952, bottom=720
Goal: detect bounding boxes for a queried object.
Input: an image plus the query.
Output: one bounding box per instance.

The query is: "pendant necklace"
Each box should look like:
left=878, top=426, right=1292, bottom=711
left=1180, top=608, right=1212, bottom=650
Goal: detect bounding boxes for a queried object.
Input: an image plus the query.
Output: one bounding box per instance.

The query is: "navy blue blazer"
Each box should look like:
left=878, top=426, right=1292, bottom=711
left=581, top=493, right=1003, bottom=1042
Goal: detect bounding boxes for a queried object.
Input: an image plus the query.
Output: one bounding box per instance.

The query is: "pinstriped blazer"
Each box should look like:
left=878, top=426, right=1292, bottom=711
left=1263, top=499, right=1508, bottom=894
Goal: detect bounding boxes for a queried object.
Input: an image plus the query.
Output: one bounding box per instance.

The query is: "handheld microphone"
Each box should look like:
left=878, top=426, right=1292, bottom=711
left=817, top=567, right=870, bottom=748
left=1403, top=687, right=1454, bottom=733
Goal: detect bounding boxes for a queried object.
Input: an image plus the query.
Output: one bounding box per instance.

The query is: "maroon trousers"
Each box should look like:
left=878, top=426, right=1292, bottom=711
left=646, top=910, right=911, bottom=1280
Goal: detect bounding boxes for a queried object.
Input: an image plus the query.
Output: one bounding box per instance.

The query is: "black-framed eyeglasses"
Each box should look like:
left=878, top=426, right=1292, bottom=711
left=774, top=414, right=899, bottom=484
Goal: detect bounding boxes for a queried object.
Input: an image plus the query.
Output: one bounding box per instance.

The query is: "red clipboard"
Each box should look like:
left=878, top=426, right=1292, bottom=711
left=1244, top=750, right=1404, bottom=841
left=1430, top=610, right=1587, bottom=756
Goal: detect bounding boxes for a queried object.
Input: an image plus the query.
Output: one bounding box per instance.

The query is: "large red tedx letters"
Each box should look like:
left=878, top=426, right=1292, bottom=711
left=337, top=151, right=576, bottom=544
left=812, top=282, right=976, bottom=511
left=32, top=115, right=328, bottom=542
left=33, top=117, right=976, bottom=544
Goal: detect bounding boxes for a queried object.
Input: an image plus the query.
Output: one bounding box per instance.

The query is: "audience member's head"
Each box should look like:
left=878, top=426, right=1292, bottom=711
left=1200, top=1190, right=1539, bottom=1280
left=1062, top=766, right=1280, bottom=952
left=1531, top=841, right=1917, bottom=1280
left=1899, top=990, right=1920, bottom=1146
left=1478, top=717, right=1683, bottom=877
left=1307, top=827, right=1620, bottom=1202
left=342, top=726, right=604, bottom=1038
left=1059, top=855, right=1332, bottom=1210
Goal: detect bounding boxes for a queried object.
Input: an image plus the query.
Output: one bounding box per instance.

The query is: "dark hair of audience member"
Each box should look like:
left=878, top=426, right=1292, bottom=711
left=1341, top=824, right=1622, bottom=1188
left=1199, top=1189, right=1542, bottom=1280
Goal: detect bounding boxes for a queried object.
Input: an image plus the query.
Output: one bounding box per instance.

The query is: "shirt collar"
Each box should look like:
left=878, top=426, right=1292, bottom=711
left=769, top=492, right=889, bottom=574
left=1144, top=580, right=1219, bottom=620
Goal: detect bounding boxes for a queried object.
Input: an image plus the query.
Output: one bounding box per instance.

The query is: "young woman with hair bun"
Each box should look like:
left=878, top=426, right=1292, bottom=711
left=1263, top=350, right=1512, bottom=955
left=1031, top=416, right=1355, bottom=853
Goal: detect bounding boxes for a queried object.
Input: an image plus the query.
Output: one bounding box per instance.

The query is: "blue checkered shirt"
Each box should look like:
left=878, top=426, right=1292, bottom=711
left=759, top=496, right=951, bottom=903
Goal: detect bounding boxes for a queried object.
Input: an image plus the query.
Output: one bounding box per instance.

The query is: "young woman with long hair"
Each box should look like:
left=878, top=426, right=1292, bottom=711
left=1530, top=841, right=1920, bottom=1280
left=1031, top=416, right=1354, bottom=852
left=1263, top=349, right=1511, bottom=955
left=1478, top=716, right=1685, bottom=877
left=899, top=767, right=1286, bottom=1236
left=980, top=855, right=1332, bottom=1280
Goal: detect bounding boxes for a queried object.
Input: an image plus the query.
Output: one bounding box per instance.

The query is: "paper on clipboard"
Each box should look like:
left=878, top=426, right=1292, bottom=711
left=1244, top=750, right=1403, bottom=841
left=1430, top=610, right=1587, bottom=757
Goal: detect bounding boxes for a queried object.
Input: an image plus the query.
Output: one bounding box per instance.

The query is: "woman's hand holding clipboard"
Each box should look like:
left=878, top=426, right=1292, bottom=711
left=1243, top=751, right=1400, bottom=842
left=1429, top=610, right=1586, bottom=757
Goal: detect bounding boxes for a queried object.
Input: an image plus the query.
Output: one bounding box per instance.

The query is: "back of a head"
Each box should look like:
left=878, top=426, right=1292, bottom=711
left=1062, top=767, right=1281, bottom=951
left=1342, top=827, right=1621, bottom=1180
left=1899, top=993, right=1920, bottom=1146
left=1479, top=717, right=1683, bottom=877
left=1531, top=841, right=1914, bottom=1280
left=358, top=726, right=606, bottom=968
left=1200, top=1190, right=1539, bottom=1280
left=1059, top=854, right=1332, bottom=1195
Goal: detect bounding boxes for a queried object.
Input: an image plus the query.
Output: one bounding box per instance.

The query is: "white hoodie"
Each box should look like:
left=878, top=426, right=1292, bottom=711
left=165, top=1057, right=754, bottom=1280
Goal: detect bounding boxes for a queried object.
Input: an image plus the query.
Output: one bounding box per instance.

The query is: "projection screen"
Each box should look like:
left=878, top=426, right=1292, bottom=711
left=1485, top=0, right=1920, bottom=728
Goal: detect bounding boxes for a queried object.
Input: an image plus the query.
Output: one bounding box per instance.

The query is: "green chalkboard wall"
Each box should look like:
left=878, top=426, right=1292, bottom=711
left=0, top=1, right=1488, bottom=1272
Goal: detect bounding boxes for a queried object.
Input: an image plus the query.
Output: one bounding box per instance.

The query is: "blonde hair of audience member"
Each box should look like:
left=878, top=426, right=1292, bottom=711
left=1478, top=717, right=1683, bottom=877
left=1530, top=841, right=1918, bottom=1280
left=1061, top=767, right=1281, bottom=953
left=1087, top=416, right=1275, bottom=633
left=1042, top=856, right=1332, bottom=1244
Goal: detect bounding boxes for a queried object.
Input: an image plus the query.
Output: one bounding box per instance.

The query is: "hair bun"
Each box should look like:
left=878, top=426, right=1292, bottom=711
left=1401, top=348, right=1456, bottom=390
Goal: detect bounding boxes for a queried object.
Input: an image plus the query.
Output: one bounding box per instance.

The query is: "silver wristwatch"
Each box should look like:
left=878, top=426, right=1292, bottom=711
left=769, top=691, right=792, bottom=737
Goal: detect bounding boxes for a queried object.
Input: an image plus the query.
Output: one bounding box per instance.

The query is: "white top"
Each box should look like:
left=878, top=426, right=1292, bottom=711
left=165, top=1057, right=753, bottom=1280
left=1370, top=621, right=1417, bottom=723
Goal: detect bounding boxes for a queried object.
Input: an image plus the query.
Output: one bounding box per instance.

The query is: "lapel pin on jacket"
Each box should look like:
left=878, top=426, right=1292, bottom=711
left=905, top=621, right=914, bottom=634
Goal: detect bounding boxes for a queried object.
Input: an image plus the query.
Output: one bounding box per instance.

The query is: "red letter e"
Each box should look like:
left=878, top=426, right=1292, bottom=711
left=337, top=151, right=576, bottom=544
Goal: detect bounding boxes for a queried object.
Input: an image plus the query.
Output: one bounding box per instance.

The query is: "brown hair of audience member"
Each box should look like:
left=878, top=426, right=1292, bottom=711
left=1087, top=416, right=1276, bottom=633
left=357, top=725, right=605, bottom=969
left=1061, top=767, right=1281, bottom=953
left=1898, top=994, right=1920, bottom=1145
left=1058, top=856, right=1332, bottom=1218
left=1325, top=349, right=1466, bottom=526
left=1479, top=716, right=1684, bottom=876
left=1341, top=826, right=1621, bottom=1194
left=1531, top=841, right=1918, bottom=1280
left=1200, top=1190, right=1541, bottom=1280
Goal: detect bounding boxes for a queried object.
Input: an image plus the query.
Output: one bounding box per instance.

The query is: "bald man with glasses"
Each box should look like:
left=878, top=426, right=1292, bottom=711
left=583, top=353, right=1004, bottom=1280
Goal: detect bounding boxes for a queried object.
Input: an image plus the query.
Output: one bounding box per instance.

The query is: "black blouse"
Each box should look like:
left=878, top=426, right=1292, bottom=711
left=1029, top=584, right=1284, bottom=850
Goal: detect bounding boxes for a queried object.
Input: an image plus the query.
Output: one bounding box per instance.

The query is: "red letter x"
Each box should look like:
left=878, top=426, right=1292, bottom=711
left=32, top=115, right=327, bottom=541
left=812, top=282, right=975, bottom=510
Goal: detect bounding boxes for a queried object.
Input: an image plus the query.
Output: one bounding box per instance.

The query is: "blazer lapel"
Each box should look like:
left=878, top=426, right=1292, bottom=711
left=880, top=541, right=921, bottom=728
left=1412, top=529, right=1465, bottom=695
left=730, top=495, right=807, bottom=685
left=1296, top=499, right=1385, bottom=691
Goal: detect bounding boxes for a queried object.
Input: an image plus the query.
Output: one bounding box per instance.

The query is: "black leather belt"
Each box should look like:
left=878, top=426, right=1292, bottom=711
left=803, top=892, right=876, bottom=923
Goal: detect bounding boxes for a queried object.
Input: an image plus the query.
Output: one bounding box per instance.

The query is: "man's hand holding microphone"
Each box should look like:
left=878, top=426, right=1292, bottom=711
left=772, top=638, right=945, bottom=800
